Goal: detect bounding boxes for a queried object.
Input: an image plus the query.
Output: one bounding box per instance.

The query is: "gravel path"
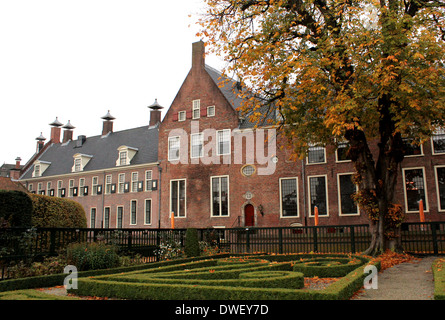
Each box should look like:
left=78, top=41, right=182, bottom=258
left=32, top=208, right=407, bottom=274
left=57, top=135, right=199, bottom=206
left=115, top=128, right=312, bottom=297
left=352, top=256, right=437, bottom=300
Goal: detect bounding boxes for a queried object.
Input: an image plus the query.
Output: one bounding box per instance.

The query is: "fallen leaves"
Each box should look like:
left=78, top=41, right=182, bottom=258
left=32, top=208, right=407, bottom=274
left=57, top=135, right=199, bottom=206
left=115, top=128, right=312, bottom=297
left=370, top=250, right=420, bottom=272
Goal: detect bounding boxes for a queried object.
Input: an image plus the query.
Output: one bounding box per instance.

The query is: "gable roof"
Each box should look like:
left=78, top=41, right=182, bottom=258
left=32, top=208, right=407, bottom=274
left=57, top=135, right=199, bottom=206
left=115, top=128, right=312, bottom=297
left=0, top=177, right=28, bottom=192
left=20, top=125, right=159, bottom=180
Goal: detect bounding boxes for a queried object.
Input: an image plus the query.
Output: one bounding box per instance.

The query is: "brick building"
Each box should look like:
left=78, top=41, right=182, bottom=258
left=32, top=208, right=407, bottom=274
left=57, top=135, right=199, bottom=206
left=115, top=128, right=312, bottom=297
left=18, top=41, right=445, bottom=229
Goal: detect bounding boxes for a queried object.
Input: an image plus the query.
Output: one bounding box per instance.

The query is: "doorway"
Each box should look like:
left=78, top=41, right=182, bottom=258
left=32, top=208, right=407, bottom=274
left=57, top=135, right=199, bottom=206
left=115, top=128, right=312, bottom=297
left=244, top=204, right=255, bottom=227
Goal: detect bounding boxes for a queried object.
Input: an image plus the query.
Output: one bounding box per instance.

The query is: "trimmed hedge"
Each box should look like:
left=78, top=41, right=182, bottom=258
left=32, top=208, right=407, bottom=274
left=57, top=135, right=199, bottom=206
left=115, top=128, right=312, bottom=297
left=292, top=257, right=365, bottom=277
left=433, top=258, right=445, bottom=300
left=0, top=190, right=33, bottom=227
left=68, top=253, right=378, bottom=300
left=184, top=228, right=200, bottom=257
left=30, top=194, right=87, bottom=228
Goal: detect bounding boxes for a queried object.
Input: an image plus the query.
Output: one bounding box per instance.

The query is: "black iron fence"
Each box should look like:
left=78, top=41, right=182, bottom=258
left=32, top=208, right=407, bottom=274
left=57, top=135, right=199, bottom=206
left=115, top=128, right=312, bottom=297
left=0, top=222, right=444, bottom=280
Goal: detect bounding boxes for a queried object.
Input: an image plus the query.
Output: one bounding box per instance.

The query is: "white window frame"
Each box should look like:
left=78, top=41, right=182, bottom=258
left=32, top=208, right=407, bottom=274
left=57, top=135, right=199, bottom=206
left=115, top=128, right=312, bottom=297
left=431, top=127, right=445, bottom=155
left=306, top=145, right=327, bottom=165
left=337, top=173, right=359, bottom=216
left=335, top=140, right=351, bottom=163
left=46, top=181, right=52, bottom=195
left=434, top=165, right=445, bottom=212
left=118, top=173, right=125, bottom=193
left=207, top=105, right=215, bottom=117
left=79, top=178, right=85, bottom=197
left=105, top=174, right=112, bottom=194
left=144, top=198, right=152, bottom=225
left=57, top=180, right=63, bottom=197
left=191, top=133, right=204, bottom=159
left=402, top=137, right=424, bottom=158
left=217, top=129, right=231, bottom=156
left=192, top=99, right=200, bottom=119
left=103, top=206, right=111, bottom=229
left=92, top=176, right=98, bottom=196
left=279, top=177, right=299, bottom=218
left=116, top=206, right=124, bottom=228
left=402, top=167, right=429, bottom=213
left=145, top=170, right=153, bottom=191
left=168, top=136, right=180, bottom=161
left=131, top=172, right=138, bottom=192
left=178, top=111, right=186, bottom=122
left=307, top=174, right=329, bottom=217
left=90, top=207, right=97, bottom=228
left=130, top=199, right=138, bottom=225
left=210, top=175, right=230, bottom=217
left=69, top=179, right=75, bottom=197
left=170, top=179, right=187, bottom=218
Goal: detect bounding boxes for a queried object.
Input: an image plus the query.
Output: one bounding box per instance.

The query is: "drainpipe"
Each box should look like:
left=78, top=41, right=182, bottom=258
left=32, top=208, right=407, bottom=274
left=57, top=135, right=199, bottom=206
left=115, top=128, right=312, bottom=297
left=302, top=160, right=307, bottom=226
left=101, top=171, right=106, bottom=229
left=157, top=163, right=162, bottom=229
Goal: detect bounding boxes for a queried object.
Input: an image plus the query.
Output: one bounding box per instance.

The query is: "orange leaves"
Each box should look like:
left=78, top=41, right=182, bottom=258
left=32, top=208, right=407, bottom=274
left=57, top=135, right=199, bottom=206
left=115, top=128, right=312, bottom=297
left=370, top=250, right=420, bottom=272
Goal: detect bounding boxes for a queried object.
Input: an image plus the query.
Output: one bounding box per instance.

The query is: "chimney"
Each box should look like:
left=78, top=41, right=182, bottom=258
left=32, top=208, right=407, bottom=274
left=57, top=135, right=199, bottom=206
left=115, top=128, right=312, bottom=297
left=148, top=99, right=163, bottom=127
left=10, top=157, right=21, bottom=180
left=192, top=40, right=205, bottom=70
left=76, top=135, right=87, bottom=147
left=49, top=117, right=62, bottom=144
left=35, top=132, right=46, bottom=152
left=62, top=120, right=75, bottom=143
left=101, top=110, right=115, bottom=136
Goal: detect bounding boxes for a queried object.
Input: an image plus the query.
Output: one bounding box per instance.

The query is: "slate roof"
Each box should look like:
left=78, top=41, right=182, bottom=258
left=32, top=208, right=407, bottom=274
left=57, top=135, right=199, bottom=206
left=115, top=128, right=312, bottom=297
left=204, top=65, right=278, bottom=129
left=21, top=125, right=159, bottom=179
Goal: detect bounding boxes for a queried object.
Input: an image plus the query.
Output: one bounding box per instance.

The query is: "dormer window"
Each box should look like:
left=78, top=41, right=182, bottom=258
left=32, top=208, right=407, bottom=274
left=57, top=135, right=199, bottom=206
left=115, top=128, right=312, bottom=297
left=32, top=160, right=51, bottom=177
left=116, top=146, right=138, bottom=166
left=72, top=153, right=93, bottom=172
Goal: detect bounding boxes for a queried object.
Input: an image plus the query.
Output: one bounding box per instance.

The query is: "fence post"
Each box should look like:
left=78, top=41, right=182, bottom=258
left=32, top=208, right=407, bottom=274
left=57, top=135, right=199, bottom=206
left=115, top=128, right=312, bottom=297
left=350, top=226, right=356, bottom=253
left=246, top=228, right=250, bottom=253
left=313, top=227, right=318, bottom=253
left=49, top=229, right=56, bottom=256
left=278, top=228, right=283, bottom=254
left=128, top=230, right=132, bottom=251
left=431, top=222, right=439, bottom=255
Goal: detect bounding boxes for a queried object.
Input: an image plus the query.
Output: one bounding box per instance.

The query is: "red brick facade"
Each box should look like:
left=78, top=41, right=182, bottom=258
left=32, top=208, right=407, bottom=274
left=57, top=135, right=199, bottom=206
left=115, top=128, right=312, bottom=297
left=18, top=41, right=445, bottom=229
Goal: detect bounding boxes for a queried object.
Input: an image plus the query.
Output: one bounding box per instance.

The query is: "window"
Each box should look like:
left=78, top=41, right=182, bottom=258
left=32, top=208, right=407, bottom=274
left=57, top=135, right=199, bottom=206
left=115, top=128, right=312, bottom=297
left=338, top=174, right=359, bottom=215
left=118, top=174, right=125, bottom=193
left=34, top=165, right=41, bottom=177
left=170, top=179, right=186, bottom=218
left=432, top=128, right=445, bottom=154
left=46, top=182, right=52, bottom=195
left=435, top=166, right=445, bottom=211
left=145, top=199, right=152, bottom=225
left=92, top=177, right=98, bottom=195
left=403, top=168, right=428, bottom=212
left=79, top=178, right=85, bottom=197
left=105, top=175, right=112, bottom=194
left=130, top=200, right=137, bottom=225
left=241, top=165, right=256, bottom=177
left=104, top=207, right=110, bottom=229
left=74, top=158, right=81, bottom=172
left=178, top=111, right=186, bottom=122
left=131, top=172, right=138, bottom=192
left=117, top=206, right=123, bottom=228
left=217, top=129, right=231, bottom=155
left=211, top=176, right=229, bottom=217
left=336, top=141, right=351, bottom=162
left=308, top=175, right=328, bottom=216
left=57, top=180, right=63, bottom=197
left=280, top=178, right=299, bottom=217
left=402, top=138, right=423, bottom=157
left=28, top=184, right=33, bottom=192
left=90, top=208, right=96, bottom=228
left=37, top=183, right=43, bottom=194
left=119, top=151, right=127, bottom=166
left=145, top=171, right=152, bottom=191
left=191, top=133, right=204, bottom=158
left=307, top=145, right=326, bottom=164
left=192, top=100, right=200, bottom=119
left=69, top=179, right=75, bottom=197
left=168, top=136, right=180, bottom=161
left=207, top=106, right=215, bottom=117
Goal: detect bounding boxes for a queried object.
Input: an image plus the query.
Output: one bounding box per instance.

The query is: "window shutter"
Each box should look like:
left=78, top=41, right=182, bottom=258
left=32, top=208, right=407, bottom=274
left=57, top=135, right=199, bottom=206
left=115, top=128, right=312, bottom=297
left=186, top=110, right=193, bottom=119
left=151, top=179, right=158, bottom=191
left=172, top=112, right=178, bottom=121
left=83, top=186, right=89, bottom=196
left=73, top=187, right=78, bottom=197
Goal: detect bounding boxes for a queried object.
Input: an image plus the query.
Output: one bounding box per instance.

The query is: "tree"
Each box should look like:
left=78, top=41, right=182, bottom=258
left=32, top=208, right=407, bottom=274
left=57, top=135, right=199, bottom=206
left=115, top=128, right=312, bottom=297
left=198, top=0, right=445, bottom=255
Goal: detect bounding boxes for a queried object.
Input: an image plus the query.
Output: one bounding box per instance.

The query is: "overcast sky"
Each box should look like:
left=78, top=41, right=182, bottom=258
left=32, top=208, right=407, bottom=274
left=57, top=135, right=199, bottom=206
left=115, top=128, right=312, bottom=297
left=0, top=0, right=225, bottom=166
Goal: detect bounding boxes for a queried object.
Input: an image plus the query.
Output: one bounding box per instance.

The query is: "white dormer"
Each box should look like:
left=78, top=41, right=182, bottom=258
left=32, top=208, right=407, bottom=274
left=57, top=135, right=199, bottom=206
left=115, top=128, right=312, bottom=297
left=32, top=160, right=51, bottom=177
left=72, top=153, right=93, bottom=172
left=116, top=146, right=138, bottom=166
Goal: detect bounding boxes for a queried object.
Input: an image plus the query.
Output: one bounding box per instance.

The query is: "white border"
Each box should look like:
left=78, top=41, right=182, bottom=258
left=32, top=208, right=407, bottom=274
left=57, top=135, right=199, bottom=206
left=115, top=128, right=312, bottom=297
left=434, top=165, right=445, bottom=212
left=279, top=177, right=300, bottom=218
left=170, top=179, right=187, bottom=219
left=307, top=174, right=329, bottom=217
left=402, top=166, right=429, bottom=213
left=210, top=175, right=230, bottom=217
left=337, top=173, right=359, bottom=216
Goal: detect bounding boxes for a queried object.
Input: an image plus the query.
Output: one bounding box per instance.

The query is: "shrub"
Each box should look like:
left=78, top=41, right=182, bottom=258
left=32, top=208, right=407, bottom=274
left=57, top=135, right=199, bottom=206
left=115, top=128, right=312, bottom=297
left=66, top=242, right=120, bottom=271
left=29, top=194, right=87, bottom=228
left=0, top=190, right=33, bottom=227
left=184, top=228, right=200, bottom=257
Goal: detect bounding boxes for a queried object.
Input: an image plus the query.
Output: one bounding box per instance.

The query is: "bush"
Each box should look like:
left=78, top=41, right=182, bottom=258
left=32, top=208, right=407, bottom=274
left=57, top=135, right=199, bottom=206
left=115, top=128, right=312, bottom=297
left=66, top=242, right=120, bottom=271
left=0, top=190, right=33, bottom=227
left=184, top=228, right=200, bottom=257
left=29, top=194, right=87, bottom=228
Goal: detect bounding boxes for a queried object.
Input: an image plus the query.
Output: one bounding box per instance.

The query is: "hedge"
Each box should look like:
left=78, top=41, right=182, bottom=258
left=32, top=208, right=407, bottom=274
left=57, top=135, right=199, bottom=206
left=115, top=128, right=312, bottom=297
left=292, top=257, right=365, bottom=277
left=0, top=190, right=33, bottom=227
left=433, top=258, right=445, bottom=300
left=68, top=253, right=378, bottom=300
left=29, top=194, right=87, bottom=228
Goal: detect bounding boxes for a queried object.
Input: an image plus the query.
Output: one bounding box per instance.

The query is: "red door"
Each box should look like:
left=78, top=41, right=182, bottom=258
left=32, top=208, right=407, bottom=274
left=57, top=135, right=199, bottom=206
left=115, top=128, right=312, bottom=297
left=245, top=204, right=255, bottom=227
